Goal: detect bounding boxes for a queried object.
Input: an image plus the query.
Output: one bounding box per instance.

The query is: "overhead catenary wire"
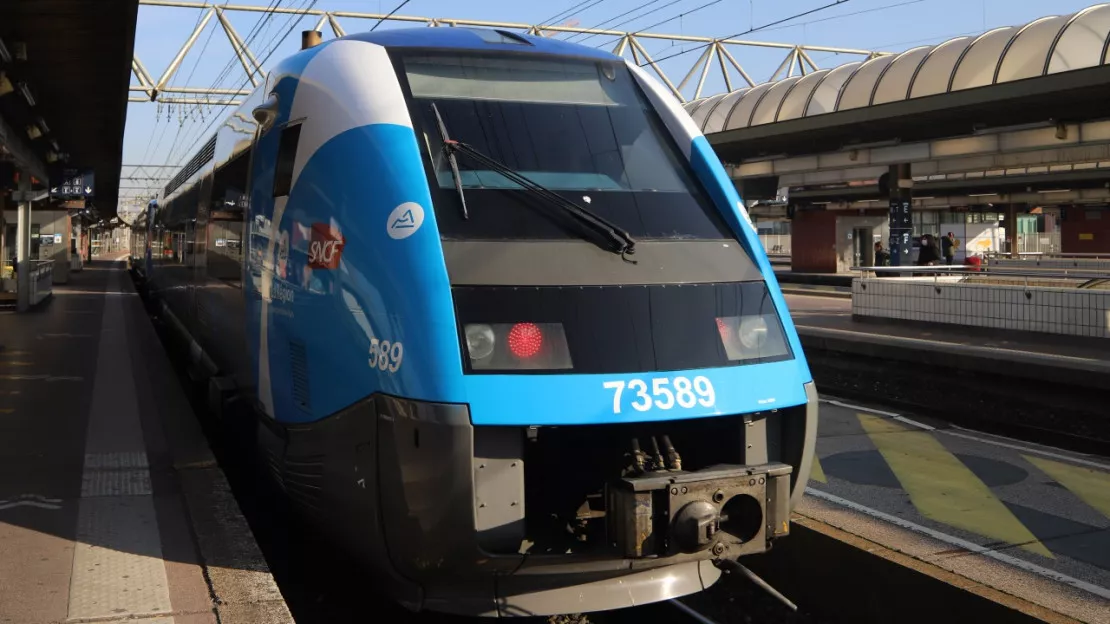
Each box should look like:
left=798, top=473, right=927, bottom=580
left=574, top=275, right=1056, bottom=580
left=165, top=0, right=285, bottom=167
left=166, top=0, right=320, bottom=175
left=642, top=0, right=852, bottom=67
left=154, top=0, right=284, bottom=174
left=534, top=0, right=602, bottom=30
left=371, top=0, right=413, bottom=31
left=136, top=4, right=211, bottom=169
left=589, top=0, right=724, bottom=49
left=164, top=0, right=291, bottom=169
left=562, top=0, right=672, bottom=43
left=756, top=0, right=924, bottom=34
left=536, top=0, right=611, bottom=31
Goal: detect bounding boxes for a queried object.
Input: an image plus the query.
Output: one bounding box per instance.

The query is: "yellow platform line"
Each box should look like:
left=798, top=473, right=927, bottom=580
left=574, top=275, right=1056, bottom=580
left=0, top=408, right=12, bottom=414
left=858, top=413, right=1053, bottom=559
left=1024, top=455, right=1110, bottom=522
left=810, top=455, right=828, bottom=484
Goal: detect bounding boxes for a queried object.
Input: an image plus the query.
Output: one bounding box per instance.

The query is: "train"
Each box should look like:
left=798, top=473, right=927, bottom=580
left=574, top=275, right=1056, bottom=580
left=130, top=26, right=818, bottom=618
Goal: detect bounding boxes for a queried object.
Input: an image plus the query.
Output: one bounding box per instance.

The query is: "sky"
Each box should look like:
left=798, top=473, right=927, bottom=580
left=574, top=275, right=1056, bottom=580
left=120, top=0, right=1103, bottom=204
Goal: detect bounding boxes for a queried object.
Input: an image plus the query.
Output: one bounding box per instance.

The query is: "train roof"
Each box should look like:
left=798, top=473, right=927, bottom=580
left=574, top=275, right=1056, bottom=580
left=346, top=27, right=618, bottom=61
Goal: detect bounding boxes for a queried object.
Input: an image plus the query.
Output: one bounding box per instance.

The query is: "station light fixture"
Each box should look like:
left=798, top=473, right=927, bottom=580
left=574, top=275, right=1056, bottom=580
left=36, top=117, right=49, bottom=135
left=26, top=124, right=41, bottom=140
left=0, top=38, right=10, bottom=64
left=968, top=193, right=998, bottom=197
left=0, top=72, right=11, bottom=97
left=1040, top=189, right=1071, bottom=193
left=17, top=82, right=34, bottom=107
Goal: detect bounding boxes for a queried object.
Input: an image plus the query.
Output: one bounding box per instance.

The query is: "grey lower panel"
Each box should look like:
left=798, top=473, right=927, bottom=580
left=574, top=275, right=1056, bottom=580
left=494, top=560, right=721, bottom=618
left=441, top=239, right=763, bottom=286
left=790, top=382, right=820, bottom=509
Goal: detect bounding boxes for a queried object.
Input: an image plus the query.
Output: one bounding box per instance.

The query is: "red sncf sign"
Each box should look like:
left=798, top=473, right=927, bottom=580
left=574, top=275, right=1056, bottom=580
left=308, top=223, right=345, bottom=269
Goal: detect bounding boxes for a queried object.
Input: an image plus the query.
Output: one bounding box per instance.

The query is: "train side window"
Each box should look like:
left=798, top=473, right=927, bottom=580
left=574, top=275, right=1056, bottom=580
left=272, top=123, right=302, bottom=198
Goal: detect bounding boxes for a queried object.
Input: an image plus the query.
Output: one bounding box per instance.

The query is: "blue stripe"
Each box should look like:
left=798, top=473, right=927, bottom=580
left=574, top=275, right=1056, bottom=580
left=688, top=136, right=813, bottom=386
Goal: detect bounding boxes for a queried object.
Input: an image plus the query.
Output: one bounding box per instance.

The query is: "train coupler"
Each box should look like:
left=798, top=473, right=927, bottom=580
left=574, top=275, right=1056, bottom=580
left=607, top=462, right=793, bottom=559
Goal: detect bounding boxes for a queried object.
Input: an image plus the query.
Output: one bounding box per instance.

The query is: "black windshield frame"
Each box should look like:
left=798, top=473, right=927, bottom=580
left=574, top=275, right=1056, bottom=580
left=389, top=49, right=736, bottom=243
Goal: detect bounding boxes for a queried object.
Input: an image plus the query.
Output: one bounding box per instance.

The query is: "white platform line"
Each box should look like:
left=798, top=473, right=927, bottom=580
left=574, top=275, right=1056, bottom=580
left=805, top=488, right=1110, bottom=602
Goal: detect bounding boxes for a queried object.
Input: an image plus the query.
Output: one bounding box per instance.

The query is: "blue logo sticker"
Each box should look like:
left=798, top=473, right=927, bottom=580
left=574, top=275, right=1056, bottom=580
left=387, top=202, right=424, bottom=240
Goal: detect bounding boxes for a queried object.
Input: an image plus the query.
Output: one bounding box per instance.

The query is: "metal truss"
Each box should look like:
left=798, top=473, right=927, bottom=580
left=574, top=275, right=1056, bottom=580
left=117, top=164, right=174, bottom=202
left=120, top=163, right=177, bottom=183
left=132, top=0, right=887, bottom=108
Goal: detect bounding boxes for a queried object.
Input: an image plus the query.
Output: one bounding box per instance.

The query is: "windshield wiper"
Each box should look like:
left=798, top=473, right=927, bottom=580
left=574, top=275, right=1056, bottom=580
left=430, top=103, right=637, bottom=263
left=431, top=103, right=468, bottom=220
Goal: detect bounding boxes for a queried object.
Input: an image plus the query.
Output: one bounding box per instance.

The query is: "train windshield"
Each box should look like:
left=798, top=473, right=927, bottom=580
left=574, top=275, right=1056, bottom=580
left=401, top=53, right=734, bottom=241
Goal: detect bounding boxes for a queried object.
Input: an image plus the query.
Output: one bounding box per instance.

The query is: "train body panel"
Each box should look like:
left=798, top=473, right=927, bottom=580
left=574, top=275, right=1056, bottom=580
left=131, top=26, right=819, bottom=618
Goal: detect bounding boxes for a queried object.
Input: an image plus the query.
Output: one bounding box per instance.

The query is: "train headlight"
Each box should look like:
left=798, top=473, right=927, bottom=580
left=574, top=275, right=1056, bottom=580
left=463, top=322, right=573, bottom=371
left=738, top=315, right=769, bottom=350
left=465, top=324, right=496, bottom=360
left=716, top=314, right=789, bottom=361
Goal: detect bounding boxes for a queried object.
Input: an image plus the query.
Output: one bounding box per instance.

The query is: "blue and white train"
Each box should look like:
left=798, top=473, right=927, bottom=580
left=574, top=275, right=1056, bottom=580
left=131, top=27, right=818, bottom=618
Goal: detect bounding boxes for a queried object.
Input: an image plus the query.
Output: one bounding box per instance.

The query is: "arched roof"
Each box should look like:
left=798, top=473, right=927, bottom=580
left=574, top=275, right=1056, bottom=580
left=682, top=4, right=1110, bottom=135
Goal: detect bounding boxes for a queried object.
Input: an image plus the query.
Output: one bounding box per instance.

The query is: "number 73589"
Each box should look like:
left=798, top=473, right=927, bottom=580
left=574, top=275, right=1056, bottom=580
left=602, top=376, right=715, bottom=414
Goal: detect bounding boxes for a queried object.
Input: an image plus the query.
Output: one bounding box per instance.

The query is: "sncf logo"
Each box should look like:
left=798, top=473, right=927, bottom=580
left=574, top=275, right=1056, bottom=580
left=308, top=223, right=345, bottom=269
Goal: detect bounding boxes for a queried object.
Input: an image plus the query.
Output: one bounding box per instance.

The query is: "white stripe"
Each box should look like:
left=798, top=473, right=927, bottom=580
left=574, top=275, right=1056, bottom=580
left=257, top=195, right=288, bottom=420
left=289, top=40, right=411, bottom=189
left=943, top=429, right=1110, bottom=472
left=626, top=62, right=699, bottom=159
left=823, top=398, right=900, bottom=418
left=805, top=487, right=1110, bottom=601
left=821, top=397, right=1110, bottom=471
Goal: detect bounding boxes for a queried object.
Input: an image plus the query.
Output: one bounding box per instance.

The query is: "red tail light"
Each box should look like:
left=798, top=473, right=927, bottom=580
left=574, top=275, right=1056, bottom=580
left=463, top=322, right=573, bottom=371
left=508, top=322, right=544, bottom=359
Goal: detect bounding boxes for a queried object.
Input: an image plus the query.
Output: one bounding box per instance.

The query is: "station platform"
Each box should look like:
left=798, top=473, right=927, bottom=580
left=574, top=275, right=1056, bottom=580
left=783, top=292, right=1110, bottom=621
left=800, top=398, right=1110, bottom=623
left=0, top=255, right=291, bottom=624
left=785, top=294, right=1110, bottom=389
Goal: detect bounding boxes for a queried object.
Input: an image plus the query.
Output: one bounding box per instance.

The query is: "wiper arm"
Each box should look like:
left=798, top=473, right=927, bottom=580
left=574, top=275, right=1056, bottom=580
left=438, top=133, right=637, bottom=263
left=431, top=103, right=468, bottom=220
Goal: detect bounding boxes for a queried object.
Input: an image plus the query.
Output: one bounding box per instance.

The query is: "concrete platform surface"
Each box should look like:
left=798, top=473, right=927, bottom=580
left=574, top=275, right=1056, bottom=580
left=0, top=256, right=292, bottom=624
left=802, top=398, right=1110, bottom=623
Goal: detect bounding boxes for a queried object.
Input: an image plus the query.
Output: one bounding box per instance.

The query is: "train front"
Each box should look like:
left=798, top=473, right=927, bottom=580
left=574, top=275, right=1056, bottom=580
left=270, top=31, right=816, bottom=617
left=356, top=33, right=819, bottom=617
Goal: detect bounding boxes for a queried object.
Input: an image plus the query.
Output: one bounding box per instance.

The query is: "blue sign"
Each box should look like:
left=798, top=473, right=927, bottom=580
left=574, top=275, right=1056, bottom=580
left=50, top=169, right=94, bottom=198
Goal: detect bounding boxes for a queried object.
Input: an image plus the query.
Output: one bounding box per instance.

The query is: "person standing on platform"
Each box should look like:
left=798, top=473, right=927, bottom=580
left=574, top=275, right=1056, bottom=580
left=874, top=241, right=891, bottom=277
left=917, top=235, right=941, bottom=266
left=941, top=231, right=958, bottom=265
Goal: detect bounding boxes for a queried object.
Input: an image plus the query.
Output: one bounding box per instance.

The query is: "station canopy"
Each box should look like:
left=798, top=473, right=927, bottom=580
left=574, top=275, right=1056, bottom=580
left=683, top=4, right=1110, bottom=137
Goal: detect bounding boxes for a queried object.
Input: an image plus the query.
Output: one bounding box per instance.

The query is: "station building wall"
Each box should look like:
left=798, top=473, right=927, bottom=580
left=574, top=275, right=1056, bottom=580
left=1061, top=206, right=1110, bottom=253
left=790, top=209, right=837, bottom=273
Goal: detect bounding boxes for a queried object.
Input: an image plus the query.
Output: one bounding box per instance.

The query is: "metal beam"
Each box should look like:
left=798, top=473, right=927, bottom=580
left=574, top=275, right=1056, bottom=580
left=736, top=119, right=1110, bottom=182
left=131, top=0, right=886, bottom=106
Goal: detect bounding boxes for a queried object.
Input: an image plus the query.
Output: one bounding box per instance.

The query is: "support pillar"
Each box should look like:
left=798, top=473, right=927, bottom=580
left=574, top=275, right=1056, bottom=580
left=887, top=164, right=913, bottom=267
left=0, top=207, right=6, bottom=280
left=15, top=174, right=32, bottom=311
left=1007, top=203, right=1019, bottom=259
left=73, top=219, right=82, bottom=267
